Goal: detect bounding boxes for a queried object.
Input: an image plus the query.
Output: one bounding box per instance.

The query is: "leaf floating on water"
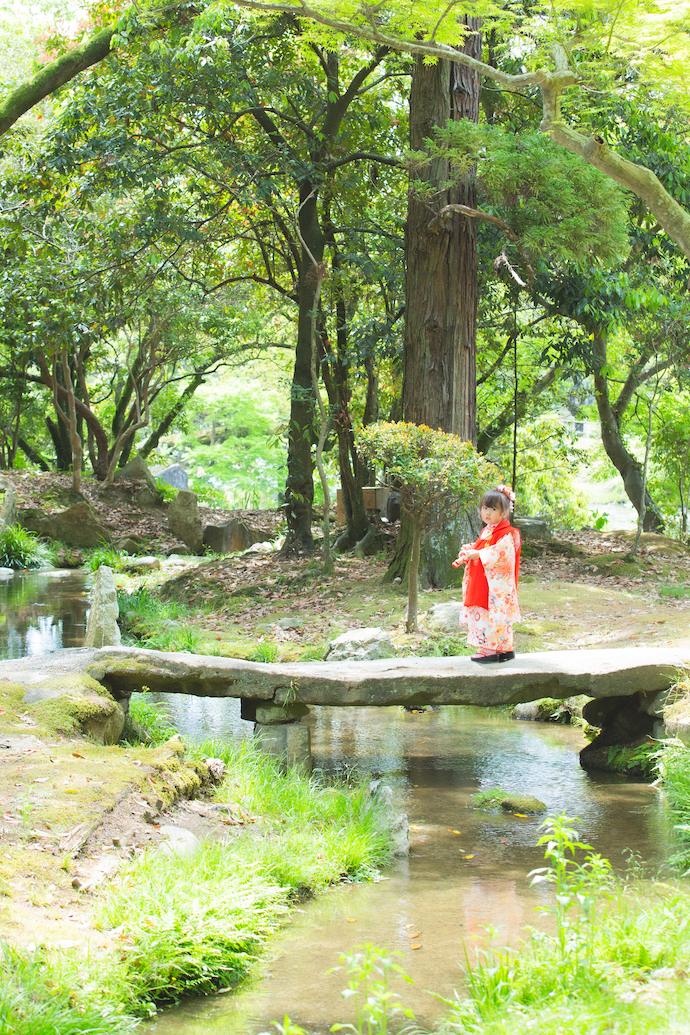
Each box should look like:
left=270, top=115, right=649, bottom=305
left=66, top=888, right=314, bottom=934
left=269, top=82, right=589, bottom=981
left=72, top=753, right=85, bottom=759
left=408, top=932, right=421, bottom=939
left=411, top=944, right=422, bottom=950
left=514, top=814, right=528, bottom=818
left=462, top=854, right=475, bottom=859
left=409, top=825, right=422, bottom=831
left=346, top=918, right=356, bottom=923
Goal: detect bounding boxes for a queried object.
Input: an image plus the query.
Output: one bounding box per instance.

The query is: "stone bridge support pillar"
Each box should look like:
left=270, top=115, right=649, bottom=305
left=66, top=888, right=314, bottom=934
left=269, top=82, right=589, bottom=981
left=579, top=689, right=669, bottom=773
left=241, top=700, right=312, bottom=773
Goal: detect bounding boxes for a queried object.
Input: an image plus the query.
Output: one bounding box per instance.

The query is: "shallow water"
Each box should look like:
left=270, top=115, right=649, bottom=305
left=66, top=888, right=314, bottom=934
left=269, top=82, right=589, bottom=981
left=143, top=700, right=669, bottom=1034
left=0, top=569, right=90, bottom=659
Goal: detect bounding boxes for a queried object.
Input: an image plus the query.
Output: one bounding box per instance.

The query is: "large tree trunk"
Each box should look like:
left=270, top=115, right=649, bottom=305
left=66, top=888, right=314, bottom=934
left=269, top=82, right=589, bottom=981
left=402, top=44, right=480, bottom=440
left=388, top=25, right=481, bottom=587
left=281, top=186, right=323, bottom=555
left=591, top=329, right=664, bottom=532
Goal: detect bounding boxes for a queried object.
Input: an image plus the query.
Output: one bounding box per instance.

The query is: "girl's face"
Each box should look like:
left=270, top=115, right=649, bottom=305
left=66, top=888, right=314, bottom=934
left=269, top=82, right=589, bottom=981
left=480, top=503, right=506, bottom=526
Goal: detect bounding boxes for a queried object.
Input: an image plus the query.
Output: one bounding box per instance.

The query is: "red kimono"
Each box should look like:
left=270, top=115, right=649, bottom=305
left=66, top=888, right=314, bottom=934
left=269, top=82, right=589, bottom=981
left=460, top=520, right=521, bottom=653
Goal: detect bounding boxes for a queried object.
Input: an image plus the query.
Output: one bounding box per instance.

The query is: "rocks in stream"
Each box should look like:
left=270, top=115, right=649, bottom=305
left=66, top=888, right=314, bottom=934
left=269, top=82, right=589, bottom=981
left=512, top=696, right=588, bottom=723
left=579, top=690, right=670, bottom=774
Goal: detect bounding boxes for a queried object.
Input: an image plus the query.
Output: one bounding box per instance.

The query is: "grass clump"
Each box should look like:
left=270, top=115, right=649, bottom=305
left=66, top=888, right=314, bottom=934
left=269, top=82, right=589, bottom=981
left=404, top=636, right=473, bottom=658
left=95, top=845, right=290, bottom=1012
left=85, top=546, right=125, bottom=572
left=0, top=524, right=48, bottom=569
left=247, top=640, right=279, bottom=663
left=191, top=740, right=392, bottom=891
left=117, top=586, right=201, bottom=652
left=121, top=692, right=178, bottom=746
left=0, top=940, right=137, bottom=1035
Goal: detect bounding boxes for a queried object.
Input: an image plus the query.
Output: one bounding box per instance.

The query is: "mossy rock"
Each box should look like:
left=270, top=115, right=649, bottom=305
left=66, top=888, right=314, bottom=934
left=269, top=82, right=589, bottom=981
left=22, top=674, right=125, bottom=744
left=472, top=788, right=547, bottom=814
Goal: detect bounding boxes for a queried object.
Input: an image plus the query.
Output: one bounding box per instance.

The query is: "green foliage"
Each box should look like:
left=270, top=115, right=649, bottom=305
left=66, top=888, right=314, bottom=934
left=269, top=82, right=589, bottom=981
left=529, top=814, right=614, bottom=963
left=658, top=735, right=690, bottom=868
left=154, top=478, right=176, bottom=503
left=74, top=741, right=393, bottom=1015
left=117, top=586, right=198, bottom=652
left=0, top=939, right=137, bottom=1035
left=406, top=636, right=473, bottom=658
left=606, top=742, right=658, bottom=777
left=487, top=417, right=590, bottom=529
left=0, top=524, right=47, bottom=569
left=329, top=945, right=414, bottom=1035
left=420, top=124, right=628, bottom=274
left=96, top=843, right=290, bottom=1013
left=357, top=422, right=498, bottom=524
left=121, top=692, right=178, bottom=747
left=179, top=377, right=289, bottom=510
left=85, top=546, right=125, bottom=572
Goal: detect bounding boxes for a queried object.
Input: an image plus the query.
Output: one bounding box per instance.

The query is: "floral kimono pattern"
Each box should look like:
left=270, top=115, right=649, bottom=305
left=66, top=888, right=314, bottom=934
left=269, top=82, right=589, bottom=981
left=460, top=524, right=520, bottom=652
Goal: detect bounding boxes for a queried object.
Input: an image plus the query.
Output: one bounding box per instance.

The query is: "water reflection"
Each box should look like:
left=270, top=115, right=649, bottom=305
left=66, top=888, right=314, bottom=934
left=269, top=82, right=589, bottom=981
left=0, top=570, right=91, bottom=659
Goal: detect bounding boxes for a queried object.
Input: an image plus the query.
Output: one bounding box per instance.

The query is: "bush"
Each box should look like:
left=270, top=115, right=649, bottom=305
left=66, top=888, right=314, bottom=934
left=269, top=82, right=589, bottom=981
left=0, top=524, right=47, bottom=569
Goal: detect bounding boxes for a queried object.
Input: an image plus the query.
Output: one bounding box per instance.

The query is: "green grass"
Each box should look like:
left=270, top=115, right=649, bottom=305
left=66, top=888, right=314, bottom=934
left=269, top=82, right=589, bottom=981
left=19, top=741, right=394, bottom=1022
left=658, top=739, right=690, bottom=868
left=0, top=524, right=49, bottom=569
left=0, top=940, right=137, bottom=1035
left=85, top=545, right=125, bottom=572
left=117, top=586, right=201, bottom=651
left=121, top=693, right=179, bottom=746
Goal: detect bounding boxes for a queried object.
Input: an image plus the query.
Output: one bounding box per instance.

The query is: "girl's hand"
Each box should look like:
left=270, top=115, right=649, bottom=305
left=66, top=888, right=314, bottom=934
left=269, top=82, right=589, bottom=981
left=453, top=545, right=472, bottom=567
left=464, top=549, right=481, bottom=562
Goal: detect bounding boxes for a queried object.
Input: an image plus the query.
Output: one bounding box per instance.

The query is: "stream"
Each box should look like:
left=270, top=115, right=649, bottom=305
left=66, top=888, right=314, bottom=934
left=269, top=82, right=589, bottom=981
left=0, top=573, right=672, bottom=1032
left=142, top=698, right=670, bottom=1034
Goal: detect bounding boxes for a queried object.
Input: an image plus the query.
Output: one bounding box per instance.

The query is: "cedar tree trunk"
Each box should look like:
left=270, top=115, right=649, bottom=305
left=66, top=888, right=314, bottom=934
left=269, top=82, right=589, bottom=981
left=388, top=24, right=481, bottom=588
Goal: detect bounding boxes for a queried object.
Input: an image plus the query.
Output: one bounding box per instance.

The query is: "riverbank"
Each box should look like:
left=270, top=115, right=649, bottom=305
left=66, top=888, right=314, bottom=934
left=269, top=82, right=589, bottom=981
left=0, top=695, right=394, bottom=1032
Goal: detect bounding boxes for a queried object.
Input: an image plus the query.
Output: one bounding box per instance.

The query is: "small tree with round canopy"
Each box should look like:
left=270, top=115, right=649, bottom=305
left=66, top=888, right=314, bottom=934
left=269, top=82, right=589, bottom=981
left=357, top=421, right=498, bottom=632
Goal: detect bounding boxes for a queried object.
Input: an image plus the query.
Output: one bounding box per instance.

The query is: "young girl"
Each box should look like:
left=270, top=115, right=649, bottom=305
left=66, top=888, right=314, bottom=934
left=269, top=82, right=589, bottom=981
left=452, top=485, right=521, bottom=664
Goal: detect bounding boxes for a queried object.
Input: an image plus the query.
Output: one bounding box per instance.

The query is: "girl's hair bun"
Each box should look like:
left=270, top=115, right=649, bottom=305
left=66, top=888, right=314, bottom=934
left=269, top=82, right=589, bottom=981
left=497, top=484, right=515, bottom=512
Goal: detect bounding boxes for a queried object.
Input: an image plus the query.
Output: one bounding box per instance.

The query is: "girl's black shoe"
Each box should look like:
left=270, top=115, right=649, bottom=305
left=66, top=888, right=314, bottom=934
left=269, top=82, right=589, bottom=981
left=470, top=653, right=501, bottom=664
left=498, top=651, right=515, bottom=662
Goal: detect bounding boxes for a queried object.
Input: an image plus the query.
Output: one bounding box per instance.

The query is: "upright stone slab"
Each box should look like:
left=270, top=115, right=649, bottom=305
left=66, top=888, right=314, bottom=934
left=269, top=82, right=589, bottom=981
left=0, top=486, right=17, bottom=532
left=83, top=565, right=121, bottom=648
left=167, top=490, right=203, bottom=554
left=203, top=518, right=254, bottom=555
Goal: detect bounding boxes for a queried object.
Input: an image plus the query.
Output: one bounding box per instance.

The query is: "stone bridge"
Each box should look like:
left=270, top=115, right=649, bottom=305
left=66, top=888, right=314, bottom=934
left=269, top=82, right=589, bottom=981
left=3, top=645, right=689, bottom=770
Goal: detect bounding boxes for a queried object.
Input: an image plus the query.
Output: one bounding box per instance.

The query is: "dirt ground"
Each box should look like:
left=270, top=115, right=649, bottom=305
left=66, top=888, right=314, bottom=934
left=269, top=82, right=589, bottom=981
left=2, top=472, right=690, bottom=955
